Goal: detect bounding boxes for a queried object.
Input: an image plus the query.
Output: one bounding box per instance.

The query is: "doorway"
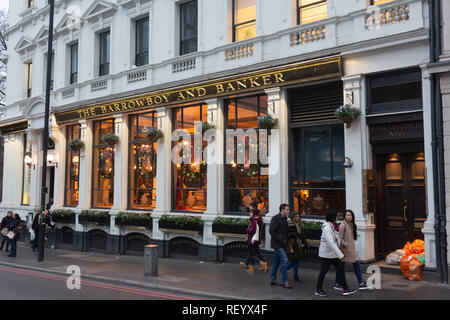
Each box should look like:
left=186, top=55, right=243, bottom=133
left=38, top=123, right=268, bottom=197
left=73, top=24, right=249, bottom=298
left=375, top=152, right=426, bottom=257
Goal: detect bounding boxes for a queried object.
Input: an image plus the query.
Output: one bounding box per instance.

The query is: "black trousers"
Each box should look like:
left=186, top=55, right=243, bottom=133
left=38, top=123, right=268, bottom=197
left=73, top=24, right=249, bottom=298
left=316, top=258, right=349, bottom=291
left=245, top=244, right=265, bottom=266
left=0, top=235, right=10, bottom=250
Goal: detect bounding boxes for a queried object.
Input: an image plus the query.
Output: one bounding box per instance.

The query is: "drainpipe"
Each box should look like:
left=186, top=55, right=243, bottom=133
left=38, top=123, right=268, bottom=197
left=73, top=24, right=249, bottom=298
left=429, top=0, right=448, bottom=284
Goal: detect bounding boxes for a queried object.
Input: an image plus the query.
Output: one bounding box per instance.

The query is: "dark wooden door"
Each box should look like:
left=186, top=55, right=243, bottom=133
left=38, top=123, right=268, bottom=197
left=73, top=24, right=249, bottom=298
left=376, top=153, right=426, bottom=256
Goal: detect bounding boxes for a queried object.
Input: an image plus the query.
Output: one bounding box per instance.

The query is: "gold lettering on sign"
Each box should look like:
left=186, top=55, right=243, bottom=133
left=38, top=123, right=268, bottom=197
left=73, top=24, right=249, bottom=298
left=101, top=106, right=107, bottom=114
left=262, top=75, right=272, bottom=86
left=198, top=88, right=206, bottom=97
left=216, top=84, right=225, bottom=94
left=249, top=77, right=262, bottom=88
left=236, top=80, right=247, bottom=90
left=226, top=82, right=236, bottom=92
left=274, top=73, right=285, bottom=83
left=177, top=92, right=187, bottom=101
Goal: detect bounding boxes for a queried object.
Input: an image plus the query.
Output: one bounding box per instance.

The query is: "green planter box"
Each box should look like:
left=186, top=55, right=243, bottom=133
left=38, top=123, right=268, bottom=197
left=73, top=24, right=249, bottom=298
left=51, top=210, right=76, bottom=224
left=115, top=213, right=152, bottom=230
left=159, top=216, right=203, bottom=234
left=79, top=211, right=111, bottom=226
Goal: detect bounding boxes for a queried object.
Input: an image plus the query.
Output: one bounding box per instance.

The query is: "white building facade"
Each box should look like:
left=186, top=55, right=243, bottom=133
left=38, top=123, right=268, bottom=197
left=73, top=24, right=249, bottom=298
left=0, top=0, right=442, bottom=269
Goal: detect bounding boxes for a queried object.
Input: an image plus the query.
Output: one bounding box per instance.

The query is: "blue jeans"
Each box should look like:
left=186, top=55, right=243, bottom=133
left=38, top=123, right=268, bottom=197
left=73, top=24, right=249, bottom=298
left=286, top=261, right=299, bottom=278
left=270, top=248, right=289, bottom=285
left=335, top=260, right=363, bottom=285
left=9, top=238, right=17, bottom=257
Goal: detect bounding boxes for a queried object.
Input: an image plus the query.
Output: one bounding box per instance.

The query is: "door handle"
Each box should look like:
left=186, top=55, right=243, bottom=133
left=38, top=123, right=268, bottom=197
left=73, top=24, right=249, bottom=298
left=403, top=200, right=408, bottom=222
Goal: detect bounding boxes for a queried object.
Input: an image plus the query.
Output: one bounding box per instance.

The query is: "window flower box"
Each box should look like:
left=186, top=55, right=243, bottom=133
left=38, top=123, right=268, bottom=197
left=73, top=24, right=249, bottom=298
left=115, top=212, right=152, bottom=230
left=79, top=210, right=111, bottom=226
left=146, top=128, right=164, bottom=144
left=302, top=221, right=323, bottom=245
left=158, top=215, right=203, bottom=235
left=51, top=209, right=76, bottom=224
left=212, top=217, right=249, bottom=239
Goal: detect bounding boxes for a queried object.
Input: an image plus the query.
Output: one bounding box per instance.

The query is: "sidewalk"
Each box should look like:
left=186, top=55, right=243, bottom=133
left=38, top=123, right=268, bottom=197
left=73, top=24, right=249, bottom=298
left=0, top=243, right=448, bottom=300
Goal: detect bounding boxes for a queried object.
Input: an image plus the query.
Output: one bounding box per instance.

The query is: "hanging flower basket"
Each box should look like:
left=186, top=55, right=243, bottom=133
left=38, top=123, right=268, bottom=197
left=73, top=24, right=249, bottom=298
left=68, top=139, right=84, bottom=152
left=102, top=133, right=119, bottom=146
left=202, top=122, right=216, bottom=135
left=147, top=128, right=164, bottom=143
left=335, top=105, right=361, bottom=129
left=258, top=114, right=278, bottom=134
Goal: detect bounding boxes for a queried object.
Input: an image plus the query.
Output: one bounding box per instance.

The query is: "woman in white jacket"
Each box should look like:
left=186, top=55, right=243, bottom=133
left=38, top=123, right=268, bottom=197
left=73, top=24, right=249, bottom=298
left=315, top=209, right=356, bottom=297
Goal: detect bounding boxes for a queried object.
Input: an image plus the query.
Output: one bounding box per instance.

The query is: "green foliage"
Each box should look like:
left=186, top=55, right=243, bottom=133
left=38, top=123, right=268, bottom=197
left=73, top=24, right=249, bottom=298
left=302, top=220, right=323, bottom=230
left=80, top=210, right=110, bottom=219
left=335, top=105, right=361, bottom=128
left=117, top=212, right=152, bottom=222
left=51, top=209, right=75, bottom=217
left=213, top=217, right=249, bottom=227
left=159, top=215, right=204, bottom=227
left=147, top=128, right=164, bottom=143
left=101, top=133, right=119, bottom=145
left=202, top=122, right=216, bottom=134
left=258, top=114, right=279, bottom=130
left=68, top=139, right=84, bottom=151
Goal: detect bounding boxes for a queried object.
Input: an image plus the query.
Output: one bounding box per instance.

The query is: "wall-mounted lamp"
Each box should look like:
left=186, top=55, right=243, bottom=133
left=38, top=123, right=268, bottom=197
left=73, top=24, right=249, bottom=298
left=47, top=152, right=58, bottom=168
left=343, top=157, right=353, bottom=168
left=24, top=152, right=35, bottom=170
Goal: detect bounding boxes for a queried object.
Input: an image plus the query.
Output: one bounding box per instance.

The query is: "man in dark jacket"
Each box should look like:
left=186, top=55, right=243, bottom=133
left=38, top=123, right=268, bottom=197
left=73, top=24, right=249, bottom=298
left=0, top=211, right=13, bottom=252
left=269, top=203, right=292, bottom=288
left=286, top=211, right=308, bottom=282
left=31, top=210, right=54, bottom=251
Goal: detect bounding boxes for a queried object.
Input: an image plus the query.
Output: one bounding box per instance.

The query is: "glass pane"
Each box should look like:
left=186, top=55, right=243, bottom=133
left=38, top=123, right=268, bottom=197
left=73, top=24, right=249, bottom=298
left=291, top=128, right=304, bottom=187
left=299, top=2, right=327, bottom=24
left=304, top=126, right=331, bottom=188
left=182, top=105, right=200, bottom=134
left=386, top=162, right=402, bottom=180
left=227, top=101, right=236, bottom=129
left=235, top=0, right=256, bottom=24
left=129, top=115, right=138, bottom=141
left=136, top=113, right=154, bottom=140
left=100, top=32, right=110, bottom=65
left=71, top=43, right=78, bottom=76
left=372, top=0, right=393, bottom=5
left=237, top=96, right=258, bottom=129
left=332, top=125, right=345, bottom=187
left=180, top=0, right=198, bottom=55
left=22, top=135, right=31, bottom=205
left=371, top=82, right=421, bottom=105
left=235, top=22, right=256, bottom=42
left=259, top=95, right=268, bottom=116
left=93, top=146, right=114, bottom=208
left=225, top=189, right=268, bottom=215
left=292, top=189, right=345, bottom=216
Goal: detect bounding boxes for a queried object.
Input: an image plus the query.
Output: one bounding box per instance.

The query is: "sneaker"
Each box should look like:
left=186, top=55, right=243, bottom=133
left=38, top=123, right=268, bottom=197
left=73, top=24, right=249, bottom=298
left=342, top=289, right=357, bottom=296
left=333, top=284, right=344, bottom=291
left=239, top=262, right=248, bottom=269
left=294, top=276, right=301, bottom=282
left=270, top=281, right=279, bottom=286
left=359, top=282, right=369, bottom=290
left=283, top=283, right=293, bottom=289
left=315, top=290, right=328, bottom=297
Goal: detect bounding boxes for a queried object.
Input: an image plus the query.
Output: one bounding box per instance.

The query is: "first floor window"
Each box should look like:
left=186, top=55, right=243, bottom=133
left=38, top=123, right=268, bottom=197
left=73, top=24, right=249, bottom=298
left=290, top=124, right=345, bottom=216
left=172, top=104, right=208, bottom=212
left=65, top=124, right=81, bottom=207
left=129, top=112, right=157, bottom=210
left=370, top=0, right=393, bottom=5
left=225, top=95, right=268, bottom=215
left=25, top=62, right=32, bottom=98
left=99, top=31, right=110, bottom=76
left=233, top=0, right=256, bottom=42
left=70, top=42, right=78, bottom=84
left=135, top=17, right=149, bottom=66
left=180, top=0, right=198, bottom=55
left=92, top=119, right=114, bottom=208
left=297, top=0, right=327, bottom=25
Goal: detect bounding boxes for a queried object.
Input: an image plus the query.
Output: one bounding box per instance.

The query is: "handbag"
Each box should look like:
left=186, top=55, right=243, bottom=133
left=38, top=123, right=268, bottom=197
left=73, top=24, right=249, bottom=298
left=7, top=231, right=15, bottom=240
left=1, top=228, right=8, bottom=236
left=251, top=223, right=260, bottom=244
left=30, top=229, right=35, bottom=241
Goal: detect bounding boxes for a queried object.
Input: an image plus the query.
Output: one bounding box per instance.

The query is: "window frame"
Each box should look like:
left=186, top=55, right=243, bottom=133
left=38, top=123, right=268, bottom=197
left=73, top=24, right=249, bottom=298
left=232, top=0, right=256, bottom=43
left=99, top=30, right=110, bottom=77
left=21, top=133, right=31, bottom=206
left=70, top=42, right=78, bottom=85
left=91, top=118, right=115, bottom=209
left=128, top=112, right=157, bottom=211
left=171, top=104, right=208, bottom=213
left=26, top=62, right=32, bottom=98
left=135, top=16, right=150, bottom=67
left=179, top=0, right=198, bottom=56
left=296, top=0, right=327, bottom=25
left=64, top=124, right=81, bottom=207
left=224, top=94, right=269, bottom=216
left=289, top=123, right=346, bottom=218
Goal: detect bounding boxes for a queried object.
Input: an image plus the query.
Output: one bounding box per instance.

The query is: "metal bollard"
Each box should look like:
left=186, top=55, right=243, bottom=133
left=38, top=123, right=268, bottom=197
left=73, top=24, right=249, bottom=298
left=144, top=244, right=158, bottom=277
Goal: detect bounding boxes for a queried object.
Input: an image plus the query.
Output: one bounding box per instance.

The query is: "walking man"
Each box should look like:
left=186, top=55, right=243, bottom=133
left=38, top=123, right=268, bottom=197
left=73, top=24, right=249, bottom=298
left=269, top=203, right=292, bottom=289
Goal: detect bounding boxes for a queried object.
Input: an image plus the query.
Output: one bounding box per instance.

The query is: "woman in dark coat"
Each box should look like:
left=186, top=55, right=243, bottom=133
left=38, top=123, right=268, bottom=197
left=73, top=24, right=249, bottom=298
left=240, top=203, right=267, bottom=273
left=7, top=214, right=22, bottom=258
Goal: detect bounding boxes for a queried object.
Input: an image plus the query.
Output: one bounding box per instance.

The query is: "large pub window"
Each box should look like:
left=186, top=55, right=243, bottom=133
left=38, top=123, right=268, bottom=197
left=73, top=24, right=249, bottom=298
left=129, top=112, right=157, bottom=210
left=370, top=0, right=393, bottom=5
left=297, top=0, right=327, bottom=25
left=232, top=0, right=256, bottom=42
left=172, top=104, right=207, bottom=212
left=65, top=124, right=81, bottom=207
left=92, top=119, right=114, bottom=208
left=225, top=95, right=268, bottom=215
left=291, top=124, right=345, bottom=216
left=180, top=0, right=198, bottom=55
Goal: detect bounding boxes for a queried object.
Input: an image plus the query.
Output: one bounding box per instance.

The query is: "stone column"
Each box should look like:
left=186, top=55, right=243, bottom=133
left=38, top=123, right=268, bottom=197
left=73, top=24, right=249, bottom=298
left=421, top=67, right=437, bottom=268
left=200, top=98, right=225, bottom=261
left=74, top=119, right=92, bottom=251
left=152, top=107, right=172, bottom=256
left=26, top=127, right=42, bottom=212
left=342, top=75, right=376, bottom=263
left=108, top=114, right=128, bottom=253
left=263, top=87, right=289, bottom=251
left=49, top=115, right=65, bottom=210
